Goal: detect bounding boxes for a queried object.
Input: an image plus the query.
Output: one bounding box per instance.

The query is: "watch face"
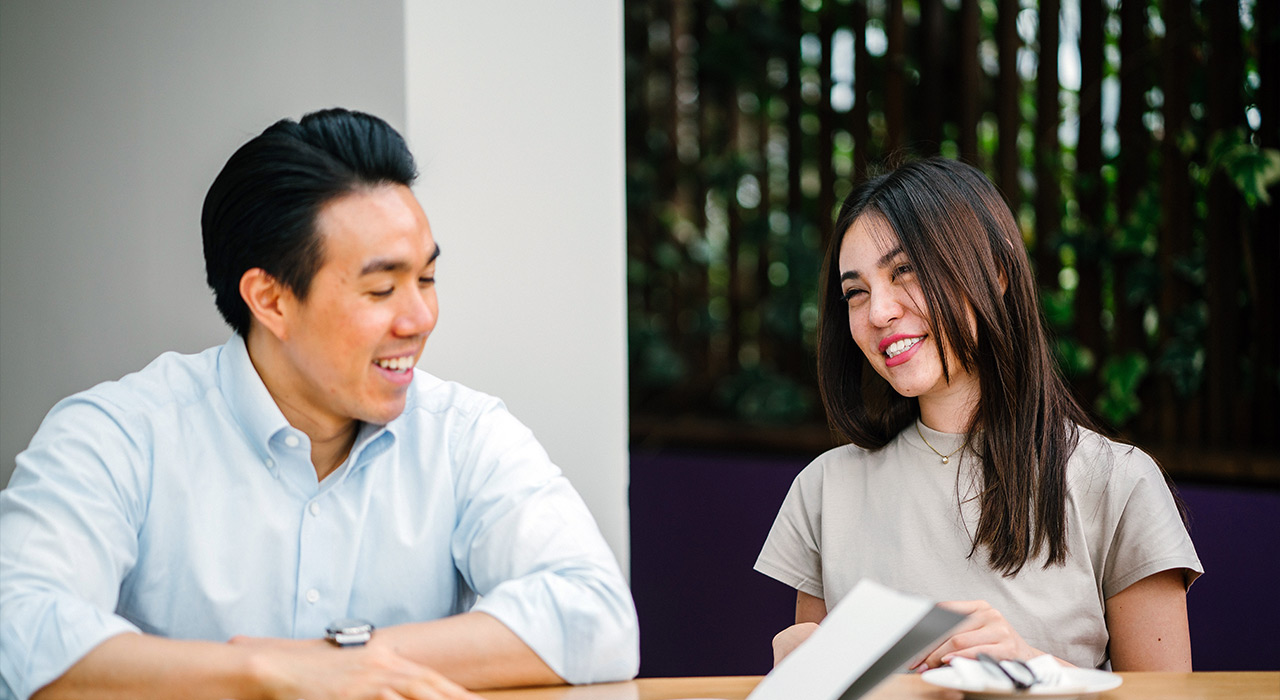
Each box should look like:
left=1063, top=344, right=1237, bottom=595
left=326, top=618, right=374, bottom=647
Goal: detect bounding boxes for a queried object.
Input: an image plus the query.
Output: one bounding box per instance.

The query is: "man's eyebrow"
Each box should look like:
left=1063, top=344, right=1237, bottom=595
left=360, top=243, right=441, bottom=276
left=838, top=245, right=905, bottom=283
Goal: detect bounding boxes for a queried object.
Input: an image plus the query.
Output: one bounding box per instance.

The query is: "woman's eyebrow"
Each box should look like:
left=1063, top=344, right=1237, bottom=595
left=839, top=245, right=905, bottom=282
left=877, top=245, right=905, bottom=267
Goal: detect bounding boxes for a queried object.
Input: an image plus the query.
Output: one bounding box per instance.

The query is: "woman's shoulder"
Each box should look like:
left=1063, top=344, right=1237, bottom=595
left=809, top=435, right=908, bottom=467
left=1066, top=424, right=1164, bottom=492
left=792, top=431, right=916, bottom=485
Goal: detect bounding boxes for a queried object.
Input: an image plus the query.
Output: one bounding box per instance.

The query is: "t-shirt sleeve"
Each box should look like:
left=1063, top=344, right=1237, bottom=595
left=1099, top=447, right=1204, bottom=600
left=754, top=462, right=826, bottom=600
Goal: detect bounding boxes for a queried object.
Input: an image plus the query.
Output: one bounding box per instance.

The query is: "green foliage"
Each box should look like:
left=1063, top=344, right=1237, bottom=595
left=1095, top=352, right=1149, bottom=424
left=714, top=365, right=815, bottom=424
left=1055, top=336, right=1097, bottom=379
left=1157, top=301, right=1209, bottom=398
left=1205, top=128, right=1280, bottom=207
left=629, top=321, right=688, bottom=392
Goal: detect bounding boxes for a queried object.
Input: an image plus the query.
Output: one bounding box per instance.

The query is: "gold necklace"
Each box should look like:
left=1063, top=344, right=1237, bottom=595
left=916, top=422, right=964, bottom=464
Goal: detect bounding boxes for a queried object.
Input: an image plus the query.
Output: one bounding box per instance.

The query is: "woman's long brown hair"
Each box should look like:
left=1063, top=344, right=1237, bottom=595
left=816, top=157, right=1094, bottom=575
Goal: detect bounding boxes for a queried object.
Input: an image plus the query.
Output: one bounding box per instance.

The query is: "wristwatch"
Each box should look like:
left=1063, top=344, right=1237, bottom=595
left=325, top=618, right=375, bottom=648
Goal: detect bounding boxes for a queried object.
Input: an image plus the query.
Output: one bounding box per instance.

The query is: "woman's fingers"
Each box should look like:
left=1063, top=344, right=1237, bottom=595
left=771, top=622, right=819, bottom=666
left=917, top=600, right=1036, bottom=670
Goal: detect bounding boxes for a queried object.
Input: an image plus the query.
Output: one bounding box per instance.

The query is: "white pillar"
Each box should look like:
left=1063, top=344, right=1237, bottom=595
left=403, top=1, right=630, bottom=571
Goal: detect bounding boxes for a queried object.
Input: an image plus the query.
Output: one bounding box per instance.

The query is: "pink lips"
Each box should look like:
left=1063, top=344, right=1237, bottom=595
left=879, top=333, right=926, bottom=368
left=878, top=333, right=922, bottom=353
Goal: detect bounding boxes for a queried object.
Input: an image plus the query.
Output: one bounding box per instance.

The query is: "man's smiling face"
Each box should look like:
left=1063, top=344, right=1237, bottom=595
left=272, top=183, right=439, bottom=429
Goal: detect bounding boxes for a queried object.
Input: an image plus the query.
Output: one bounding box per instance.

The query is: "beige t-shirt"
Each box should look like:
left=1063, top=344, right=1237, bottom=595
left=755, top=421, right=1203, bottom=668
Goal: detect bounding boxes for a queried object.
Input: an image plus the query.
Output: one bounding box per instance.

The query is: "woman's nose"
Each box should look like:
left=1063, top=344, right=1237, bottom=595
left=868, top=289, right=904, bottom=327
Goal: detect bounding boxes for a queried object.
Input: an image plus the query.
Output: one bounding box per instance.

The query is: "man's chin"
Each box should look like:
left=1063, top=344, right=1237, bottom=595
left=358, top=399, right=409, bottom=426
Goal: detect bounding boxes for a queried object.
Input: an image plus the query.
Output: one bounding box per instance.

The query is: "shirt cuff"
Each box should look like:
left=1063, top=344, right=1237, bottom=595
left=471, top=570, right=639, bottom=685
left=0, top=595, right=142, bottom=700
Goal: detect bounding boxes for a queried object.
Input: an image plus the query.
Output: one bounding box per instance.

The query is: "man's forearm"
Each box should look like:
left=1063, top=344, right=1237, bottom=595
left=31, top=612, right=563, bottom=700
left=373, top=611, right=563, bottom=689
left=30, top=633, right=263, bottom=700
left=30, top=628, right=483, bottom=700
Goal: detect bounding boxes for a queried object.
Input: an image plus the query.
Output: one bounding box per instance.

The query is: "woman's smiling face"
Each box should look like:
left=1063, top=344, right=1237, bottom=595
left=837, top=212, right=980, bottom=411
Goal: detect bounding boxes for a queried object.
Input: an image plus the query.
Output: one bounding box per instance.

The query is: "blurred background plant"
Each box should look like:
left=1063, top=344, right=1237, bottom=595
left=625, top=0, right=1279, bottom=483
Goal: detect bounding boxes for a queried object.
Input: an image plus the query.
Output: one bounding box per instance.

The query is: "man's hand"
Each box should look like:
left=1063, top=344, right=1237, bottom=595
left=31, top=632, right=483, bottom=700
left=909, top=600, right=1049, bottom=671
left=238, top=639, right=481, bottom=700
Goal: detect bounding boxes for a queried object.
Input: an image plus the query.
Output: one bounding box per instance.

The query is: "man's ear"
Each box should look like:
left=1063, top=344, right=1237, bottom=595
left=239, top=268, right=291, bottom=341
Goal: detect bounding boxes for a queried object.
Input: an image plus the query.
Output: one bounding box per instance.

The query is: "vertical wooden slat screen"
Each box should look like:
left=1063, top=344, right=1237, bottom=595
left=1072, top=0, right=1103, bottom=407
left=851, top=0, right=871, bottom=180
left=624, top=0, right=1278, bottom=482
left=1156, top=0, right=1192, bottom=444
left=1034, top=0, right=1061, bottom=290
left=1255, top=0, right=1279, bottom=446
left=1205, top=0, right=1246, bottom=447
left=996, top=0, right=1021, bottom=213
left=958, top=0, right=980, bottom=166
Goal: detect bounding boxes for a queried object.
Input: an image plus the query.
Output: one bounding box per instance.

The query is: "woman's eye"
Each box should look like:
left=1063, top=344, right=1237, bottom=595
left=893, top=263, right=914, bottom=279
left=840, top=288, right=864, bottom=303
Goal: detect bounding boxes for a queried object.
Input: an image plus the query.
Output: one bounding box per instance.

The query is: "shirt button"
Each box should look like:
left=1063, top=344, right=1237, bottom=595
left=284, top=435, right=301, bottom=448
left=264, top=458, right=274, bottom=468
left=306, top=588, right=320, bottom=604
left=308, top=502, right=320, bottom=517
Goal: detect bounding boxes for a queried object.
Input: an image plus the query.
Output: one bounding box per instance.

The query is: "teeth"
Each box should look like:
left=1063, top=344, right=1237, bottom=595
left=885, top=337, right=923, bottom=358
left=376, top=356, right=414, bottom=372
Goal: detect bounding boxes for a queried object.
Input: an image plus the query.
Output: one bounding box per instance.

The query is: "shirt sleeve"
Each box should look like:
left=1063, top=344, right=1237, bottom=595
left=754, top=462, right=825, bottom=600
left=445, top=398, right=638, bottom=685
left=0, top=398, right=148, bottom=700
left=1099, top=446, right=1204, bottom=600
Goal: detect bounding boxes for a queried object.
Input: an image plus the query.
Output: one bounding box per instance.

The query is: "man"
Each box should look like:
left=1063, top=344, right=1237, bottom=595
left=0, top=109, right=639, bottom=700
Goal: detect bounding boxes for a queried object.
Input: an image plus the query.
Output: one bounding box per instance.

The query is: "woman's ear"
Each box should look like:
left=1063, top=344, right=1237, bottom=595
left=239, top=268, right=291, bottom=341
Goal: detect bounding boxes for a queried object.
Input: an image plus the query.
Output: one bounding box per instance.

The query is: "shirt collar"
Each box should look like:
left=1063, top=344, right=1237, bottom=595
left=216, top=333, right=400, bottom=471
left=217, top=333, right=293, bottom=455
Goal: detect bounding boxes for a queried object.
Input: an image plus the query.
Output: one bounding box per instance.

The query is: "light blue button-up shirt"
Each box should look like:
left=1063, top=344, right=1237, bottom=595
left=0, top=335, right=638, bottom=699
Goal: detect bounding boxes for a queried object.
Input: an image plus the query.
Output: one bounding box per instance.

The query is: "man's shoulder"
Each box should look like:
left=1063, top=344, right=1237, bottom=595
left=401, top=370, right=506, bottom=423
left=60, top=344, right=223, bottom=417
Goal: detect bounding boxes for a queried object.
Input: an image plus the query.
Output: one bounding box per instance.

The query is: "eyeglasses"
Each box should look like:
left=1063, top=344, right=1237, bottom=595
left=976, top=652, right=1038, bottom=692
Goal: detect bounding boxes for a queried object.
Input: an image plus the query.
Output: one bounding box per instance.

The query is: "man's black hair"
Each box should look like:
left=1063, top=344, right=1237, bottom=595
left=201, top=108, right=418, bottom=337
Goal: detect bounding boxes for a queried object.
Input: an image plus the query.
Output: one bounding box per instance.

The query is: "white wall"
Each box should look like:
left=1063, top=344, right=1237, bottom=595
left=404, top=2, right=630, bottom=569
left=0, top=1, right=629, bottom=569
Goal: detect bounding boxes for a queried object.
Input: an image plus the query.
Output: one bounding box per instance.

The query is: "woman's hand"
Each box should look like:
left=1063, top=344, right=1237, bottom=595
left=771, top=622, right=819, bottom=666
left=910, top=600, right=1049, bottom=671
left=772, top=590, right=828, bottom=666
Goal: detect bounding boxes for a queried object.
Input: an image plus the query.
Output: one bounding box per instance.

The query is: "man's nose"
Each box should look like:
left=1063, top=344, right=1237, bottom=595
left=395, top=289, right=436, bottom=337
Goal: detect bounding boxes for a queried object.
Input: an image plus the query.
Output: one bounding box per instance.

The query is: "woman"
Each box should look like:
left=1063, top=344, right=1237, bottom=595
left=755, top=158, right=1201, bottom=671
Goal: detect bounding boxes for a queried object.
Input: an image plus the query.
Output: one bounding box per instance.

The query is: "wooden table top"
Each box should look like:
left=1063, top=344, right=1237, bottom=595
left=476, top=672, right=1280, bottom=700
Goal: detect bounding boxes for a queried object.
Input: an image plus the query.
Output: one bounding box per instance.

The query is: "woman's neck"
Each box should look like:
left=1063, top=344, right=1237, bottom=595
left=917, top=378, right=981, bottom=434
